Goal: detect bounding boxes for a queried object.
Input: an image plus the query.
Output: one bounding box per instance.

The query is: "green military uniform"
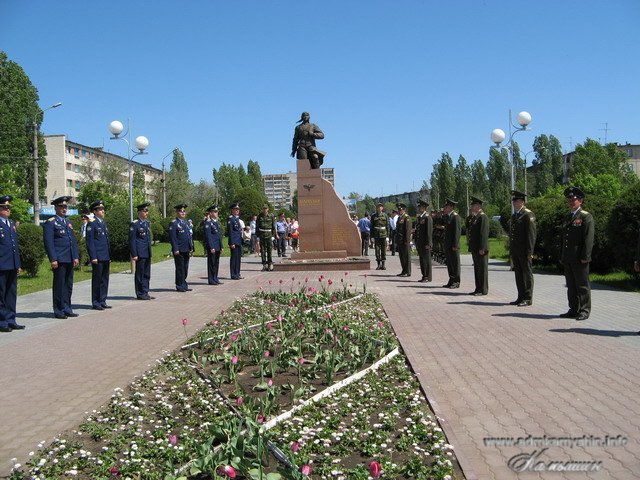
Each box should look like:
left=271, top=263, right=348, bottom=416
left=370, top=205, right=389, bottom=269
left=257, top=208, right=276, bottom=271
left=510, top=191, right=537, bottom=306
left=443, top=199, right=461, bottom=288
left=467, top=197, right=489, bottom=295
left=414, top=200, right=433, bottom=282
left=395, top=203, right=412, bottom=277
left=560, top=187, right=594, bottom=321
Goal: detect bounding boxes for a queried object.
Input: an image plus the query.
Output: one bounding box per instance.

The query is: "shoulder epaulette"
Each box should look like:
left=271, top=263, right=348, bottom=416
left=47, top=217, right=56, bottom=222
left=171, top=219, right=177, bottom=223
left=581, top=210, right=590, bottom=215
left=132, top=219, right=140, bottom=224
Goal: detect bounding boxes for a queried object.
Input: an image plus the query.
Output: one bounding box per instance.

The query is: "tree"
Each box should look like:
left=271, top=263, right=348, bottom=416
left=453, top=155, right=471, bottom=216
left=0, top=50, right=48, bottom=202
left=246, top=160, right=263, bottom=190
left=486, top=147, right=511, bottom=209
left=430, top=153, right=455, bottom=210
left=188, top=179, right=218, bottom=213
left=166, top=148, right=191, bottom=208
left=569, top=139, right=634, bottom=181
left=233, top=186, right=269, bottom=219
left=291, top=189, right=298, bottom=214
left=470, top=159, right=489, bottom=202
left=77, top=180, right=124, bottom=213
left=212, top=163, right=243, bottom=208
left=531, top=134, right=564, bottom=195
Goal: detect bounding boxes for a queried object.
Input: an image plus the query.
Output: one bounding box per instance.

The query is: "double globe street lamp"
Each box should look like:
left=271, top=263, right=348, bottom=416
left=490, top=110, right=532, bottom=212
left=107, top=120, right=149, bottom=222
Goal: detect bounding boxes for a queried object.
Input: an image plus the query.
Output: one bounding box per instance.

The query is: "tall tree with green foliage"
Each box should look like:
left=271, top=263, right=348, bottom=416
left=430, top=152, right=455, bottom=210
left=246, top=160, right=263, bottom=190
left=0, top=50, right=48, bottom=201
left=453, top=155, right=471, bottom=216
left=470, top=159, right=489, bottom=202
left=485, top=147, right=511, bottom=209
left=531, top=134, right=564, bottom=195
left=166, top=148, right=191, bottom=207
left=569, top=138, right=634, bottom=180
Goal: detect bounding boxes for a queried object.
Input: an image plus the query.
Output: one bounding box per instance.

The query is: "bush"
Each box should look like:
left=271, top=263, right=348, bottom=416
left=17, top=223, right=45, bottom=277
left=105, top=205, right=133, bottom=261
left=609, top=182, right=640, bottom=273
left=488, top=218, right=504, bottom=238
left=67, top=214, right=88, bottom=265
left=527, top=193, right=565, bottom=266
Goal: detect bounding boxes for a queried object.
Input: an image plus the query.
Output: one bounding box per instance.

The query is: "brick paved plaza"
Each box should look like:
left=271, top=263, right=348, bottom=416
left=1, top=253, right=638, bottom=479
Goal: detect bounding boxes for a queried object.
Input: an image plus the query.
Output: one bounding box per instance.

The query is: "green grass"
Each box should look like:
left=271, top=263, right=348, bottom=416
left=17, top=242, right=207, bottom=296
left=456, top=235, right=509, bottom=261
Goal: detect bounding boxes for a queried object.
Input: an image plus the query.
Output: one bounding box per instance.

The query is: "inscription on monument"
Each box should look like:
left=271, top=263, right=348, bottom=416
left=300, top=198, right=322, bottom=206
left=331, top=225, right=348, bottom=247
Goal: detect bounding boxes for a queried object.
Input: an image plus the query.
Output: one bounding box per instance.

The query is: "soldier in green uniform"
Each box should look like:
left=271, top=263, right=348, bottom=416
left=442, top=199, right=461, bottom=288
left=370, top=202, right=389, bottom=270
left=467, top=197, right=489, bottom=295
left=509, top=190, right=537, bottom=306
left=414, top=200, right=433, bottom=282
left=559, top=186, right=594, bottom=321
left=257, top=205, right=277, bottom=271
left=395, top=203, right=412, bottom=277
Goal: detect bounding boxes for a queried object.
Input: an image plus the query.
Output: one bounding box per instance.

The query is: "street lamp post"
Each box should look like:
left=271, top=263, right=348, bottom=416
left=160, top=148, right=177, bottom=219
left=108, top=120, right=149, bottom=222
left=490, top=110, right=532, bottom=212
left=33, top=102, right=62, bottom=225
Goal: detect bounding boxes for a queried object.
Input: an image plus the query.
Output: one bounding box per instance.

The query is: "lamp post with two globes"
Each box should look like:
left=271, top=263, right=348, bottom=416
left=490, top=110, right=532, bottom=212
left=107, top=120, right=149, bottom=222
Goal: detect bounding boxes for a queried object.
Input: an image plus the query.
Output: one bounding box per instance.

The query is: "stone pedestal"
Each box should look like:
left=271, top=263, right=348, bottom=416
left=273, top=159, right=369, bottom=271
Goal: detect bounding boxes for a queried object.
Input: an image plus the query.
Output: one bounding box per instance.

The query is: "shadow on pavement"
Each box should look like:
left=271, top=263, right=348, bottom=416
left=17, top=312, right=56, bottom=319
left=493, top=312, right=558, bottom=319
left=420, top=291, right=467, bottom=296
left=549, top=327, right=640, bottom=337
left=450, top=301, right=506, bottom=307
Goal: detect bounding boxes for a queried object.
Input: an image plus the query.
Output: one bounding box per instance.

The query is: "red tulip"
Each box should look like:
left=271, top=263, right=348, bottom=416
left=181, top=318, right=188, bottom=326
left=217, top=465, right=237, bottom=478
left=369, top=461, right=381, bottom=477
left=300, top=464, right=312, bottom=475
left=291, top=441, right=301, bottom=452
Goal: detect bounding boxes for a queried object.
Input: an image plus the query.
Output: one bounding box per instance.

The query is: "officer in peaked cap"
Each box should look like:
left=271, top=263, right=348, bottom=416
left=442, top=198, right=461, bottom=288
left=227, top=203, right=243, bottom=279
left=559, top=186, right=594, bottom=321
left=0, top=195, right=25, bottom=332
left=395, top=203, right=412, bottom=277
left=130, top=203, right=154, bottom=299
left=467, top=196, right=489, bottom=295
left=414, top=199, right=433, bottom=282
left=43, top=196, right=80, bottom=319
left=204, top=204, right=223, bottom=284
left=86, top=200, right=111, bottom=310
left=509, top=190, right=537, bottom=307
left=370, top=202, right=389, bottom=270
left=169, top=203, right=194, bottom=292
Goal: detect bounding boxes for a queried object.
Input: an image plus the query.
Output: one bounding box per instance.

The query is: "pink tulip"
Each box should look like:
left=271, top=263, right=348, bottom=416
left=217, top=465, right=237, bottom=478
left=328, top=279, right=333, bottom=286
left=220, top=309, right=225, bottom=315
left=230, top=334, right=238, bottom=342
left=236, top=397, right=244, bottom=406
left=267, top=297, right=272, bottom=303
left=342, top=325, right=349, bottom=331
left=109, top=466, right=120, bottom=476
left=266, top=322, right=273, bottom=330
left=305, top=277, right=309, bottom=283
left=298, top=323, right=305, bottom=329
left=231, top=356, right=238, bottom=364
left=257, top=414, right=266, bottom=423
left=269, top=280, right=273, bottom=285
left=267, top=379, right=273, bottom=386
left=181, top=318, right=188, bottom=326
left=344, top=272, right=348, bottom=276
left=298, top=357, right=305, bottom=364
left=168, top=434, right=177, bottom=445
left=369, top=461, right=381, bottom=478
left=300, top=464, right=312, bottom=475
left=263, top=351, right=270, bottom=358
left=279, top=279, right=283, bottom=284
left=291, top=441, right=301, bottom=452
left=212, top=320, right=219, bottom=326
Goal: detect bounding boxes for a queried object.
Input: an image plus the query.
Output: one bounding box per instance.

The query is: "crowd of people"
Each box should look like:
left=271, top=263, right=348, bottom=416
left=0, top=187, right=638, bottom=332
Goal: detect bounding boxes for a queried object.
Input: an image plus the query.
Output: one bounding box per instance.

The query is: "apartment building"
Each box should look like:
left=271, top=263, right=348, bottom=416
left=263, top=168, right=335, bottom=208
left=43, top=135, right=162, bottom=205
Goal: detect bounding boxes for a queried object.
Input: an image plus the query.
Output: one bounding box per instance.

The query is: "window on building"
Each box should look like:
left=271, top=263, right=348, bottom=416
left=75, top=164, right=81, bottom=173
left=66, top=162, right=72, bottom=171
left=67, top=179, right=73, bottom=188
left=75, top=181, right=82, bottom=191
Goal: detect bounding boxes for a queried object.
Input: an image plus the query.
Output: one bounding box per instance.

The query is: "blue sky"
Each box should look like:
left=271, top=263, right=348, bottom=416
left=2, top=0, right=639, bottom=198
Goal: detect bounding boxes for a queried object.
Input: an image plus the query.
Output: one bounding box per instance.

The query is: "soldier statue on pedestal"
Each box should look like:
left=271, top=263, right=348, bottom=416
left=291, top=112, right=326, bottom=169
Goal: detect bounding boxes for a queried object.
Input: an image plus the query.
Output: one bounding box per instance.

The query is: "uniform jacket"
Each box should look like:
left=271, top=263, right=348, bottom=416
left=414, top=213, right=433, bottom=249
left=0, top=219, right=21, bottom=270
left=257, top=213, right=276, bottom=239
left=467, top=211, right=489, bottom=253
left=43, top=216, right=79, bottom=263
left=370, top=212, right=389, bottom=239
left=169, top=218, right=194, bottom=253
left=395, top=213, right=412, bottom=245
left=203, top=218, right=223, bottom=251
left=227, top=215, right=243, bottom=246
left=129, top=219, right=152, bottom=258
left=85, top=217, right=111, bottom=261
left=561, top=208, right=594, bottom=264
left=510, top=208, right=537, bottom=257
left=443, top=212, right=461, bottom=250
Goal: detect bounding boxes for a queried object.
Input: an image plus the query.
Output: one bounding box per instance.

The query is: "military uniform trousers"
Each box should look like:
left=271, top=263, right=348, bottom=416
left=230, top=243, right=242, bottom=279
left=134, top=257, right=151, bottom=298
left=445, top=249, right=461, bottom=284
left=207, top=251, right=221, bottom=284
left=418, top=248, right=432, bottom=281
left=398, top=243, right=411, bottom=275
left=174, top=252, right=190, bottom=291
left=91, top=261, right=110, bottom=307
left=0, top=269, right=18, bottom=327
left=512, top=253, right=533, bottom=302
left=374, top=238, right=386, bottom=263
left=471, top=251, right=488, bottom=294
left=53, top=262, right=75, bottom=316
left=259, top=237, right=273, bottom=266
left=563, top=261, right=591, bottom=316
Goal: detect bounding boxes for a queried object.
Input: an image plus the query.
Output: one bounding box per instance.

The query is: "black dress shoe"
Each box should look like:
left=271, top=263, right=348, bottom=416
left=102, top=305, right=112, bottom=309
left=66, top=312, right=79, bottom=317
left=396, top=273, right=405, bottom=277
left=449, top=283, right=460, bottom=289
left=419, top=278, right=428, bottom=283
left=474, top=292, right=487, bottom=296
left=0, top=326, right=12, bottom=333
left=469, top=291, right=480, bottom=295
left=559, top=311, right=578, bottom=318
left=517, top=300, right=532, bottom=307
left=148, top=295, right=156, bottom=299
left=92, top=306, right=104, bottom=311
left=9, top=323, right=25, bottom=330
left=54, top=314, right=67, bottom=319
left=575, top=313, right=589, bottom=321
left=137, top=296, right=150, bottom=300
left=509, top=299, right=522, bottom=305
left=442, top=283, right=452, bottom=288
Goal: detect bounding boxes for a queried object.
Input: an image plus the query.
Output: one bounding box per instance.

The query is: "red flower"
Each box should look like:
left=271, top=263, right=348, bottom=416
left=291, top=441, right=301, bottom=452
left=300, top=464, right=312, bottom=475
left=257, top=414, right=266, bottom=423
left=236, top=397, right=244, bottom=406
left=298, top=357, right=305, bottom=364
left=328, top=279, right=333, bottom=285
left=181, top=318, right=188, bottom=326
left=231, top=356, right=238, bottom=364
left=168, top=434, right=177, bottom=445
left=279, top=279, right=284, bottom=284
left=109, top=466, right=120, bottom=476
left=369, top=461, right=381, bottom=477
left=263, top=351, right=270, bottom=358
left=217, top=465, right=237, bottom=478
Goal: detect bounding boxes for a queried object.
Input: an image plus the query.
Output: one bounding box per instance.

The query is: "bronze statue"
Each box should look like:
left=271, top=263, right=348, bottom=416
left=291, top=112, right=326, bottom=169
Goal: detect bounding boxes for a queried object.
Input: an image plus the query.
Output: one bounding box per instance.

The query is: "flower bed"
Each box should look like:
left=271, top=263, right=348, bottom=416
left=10, top=286, right=459, bottom=480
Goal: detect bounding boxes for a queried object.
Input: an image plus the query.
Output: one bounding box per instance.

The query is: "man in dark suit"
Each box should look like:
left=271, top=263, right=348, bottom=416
left=227, top=203, right=243, bottom=279
left=509, top=190, right=537, bottom=306
left=203, top=204, right=223, bottom=285
left=395, top=203, right=412, bottom=277
left=467, top=197, right=489, bottom=295
left=129, top=202, right=154, bottom=300
left=442, top=199, right=461, bottom=288
left=169, top=204, right=194, bottom=292
left=559, top=186, right=594, bottom=321
left=86, top=200, right=111, bottom=310
left=414, top=200, right=433, bottom=282
left=0, top=195, right=25, bottom=332
left=43, top=196, right=80, bottom=319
